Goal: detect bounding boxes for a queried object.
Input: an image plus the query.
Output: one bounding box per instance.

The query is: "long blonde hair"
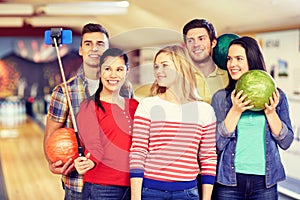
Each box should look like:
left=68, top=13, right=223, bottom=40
left=150, top=45, right=201, bottom=101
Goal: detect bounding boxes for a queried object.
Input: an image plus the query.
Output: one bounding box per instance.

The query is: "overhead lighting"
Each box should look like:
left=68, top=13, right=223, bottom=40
left=0, top=4, right=34, bottom=15
left=37, top=1, right=129, bottom=15
left=0, top=17, right=24, bottom=27
left=26, top=16, right=98, bottom=27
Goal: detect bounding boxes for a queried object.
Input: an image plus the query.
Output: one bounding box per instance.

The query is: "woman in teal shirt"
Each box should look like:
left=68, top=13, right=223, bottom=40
left=211, top=36, right=294, bottom=200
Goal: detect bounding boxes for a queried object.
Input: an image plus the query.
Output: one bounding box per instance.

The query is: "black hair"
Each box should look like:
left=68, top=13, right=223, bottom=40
left=182, top=19, right=217, bottom=44
left=80, top=23, right=109, bottom=45
left=226, top=36, right=267, bottom=92
left=90, top=48, right=129, bottom=112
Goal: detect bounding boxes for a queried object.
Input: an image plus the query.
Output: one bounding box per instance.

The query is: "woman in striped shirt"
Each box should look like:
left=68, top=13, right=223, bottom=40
left=130, top=45, right=217, bottom=200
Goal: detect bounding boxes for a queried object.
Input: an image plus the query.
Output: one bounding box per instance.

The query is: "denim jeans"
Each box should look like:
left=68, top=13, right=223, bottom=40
left=213, top=173, right=278, bottom=200
left=64, top=185, right=83, bottom=200
left=82, top=182, right=130, bottom=200
left=142, top=186, right=199, bottom=200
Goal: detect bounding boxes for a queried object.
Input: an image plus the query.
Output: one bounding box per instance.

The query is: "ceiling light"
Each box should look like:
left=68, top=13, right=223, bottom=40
left=26, top=16, right=98, bottom=27
left=37, top=1, right=129, bottom=16
left=0, top=4, right=34, bottom=15
left=0, top=17, right=24, bottom=27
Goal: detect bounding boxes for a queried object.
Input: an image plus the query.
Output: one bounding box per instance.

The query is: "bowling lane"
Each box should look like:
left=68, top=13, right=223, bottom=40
left=0, top=117, right=63, bottom=199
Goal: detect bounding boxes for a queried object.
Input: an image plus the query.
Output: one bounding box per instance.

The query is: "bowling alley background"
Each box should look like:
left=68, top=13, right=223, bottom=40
left=0, top=35, right=82, bottom=127
left=0, top=29, right=300, bottom=134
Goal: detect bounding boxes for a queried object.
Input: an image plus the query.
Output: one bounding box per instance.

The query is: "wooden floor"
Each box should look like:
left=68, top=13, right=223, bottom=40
left=0, top=117, right=64, bottom=200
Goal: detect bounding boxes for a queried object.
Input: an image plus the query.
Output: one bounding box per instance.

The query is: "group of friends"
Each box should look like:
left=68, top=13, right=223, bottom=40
left=43, top=19, right=294, bottom=200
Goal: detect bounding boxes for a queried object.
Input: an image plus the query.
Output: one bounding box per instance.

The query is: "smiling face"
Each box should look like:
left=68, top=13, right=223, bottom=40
left=79, top=32, right=109, bottom=69
left=100, top=56, right=127, bottom=94
left=185, top=27, right=216, bottom=64
left=227, top=44, right=249, bottom=80
left=153, top=52, right=178, bottom=90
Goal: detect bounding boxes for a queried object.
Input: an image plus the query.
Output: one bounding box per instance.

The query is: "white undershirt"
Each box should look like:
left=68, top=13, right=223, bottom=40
left=86, top=78, right=99, bottom=95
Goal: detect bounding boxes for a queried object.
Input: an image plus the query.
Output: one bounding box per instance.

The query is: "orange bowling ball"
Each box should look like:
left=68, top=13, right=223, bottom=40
left=45, top=128, right=78, bottom=164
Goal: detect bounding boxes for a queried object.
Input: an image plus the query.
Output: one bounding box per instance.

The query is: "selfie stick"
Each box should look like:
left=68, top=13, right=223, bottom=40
left=50, top=28, right=84, bottom=157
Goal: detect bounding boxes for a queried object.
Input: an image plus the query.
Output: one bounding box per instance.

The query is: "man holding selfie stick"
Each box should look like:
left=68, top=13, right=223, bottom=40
left=43, top=23, right=110, bottom=199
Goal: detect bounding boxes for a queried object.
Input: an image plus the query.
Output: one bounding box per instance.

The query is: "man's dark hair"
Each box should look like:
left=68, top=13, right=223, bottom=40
left=182, top=19, right=216, bottom=44
left=81, top=23, right=109, bottom=44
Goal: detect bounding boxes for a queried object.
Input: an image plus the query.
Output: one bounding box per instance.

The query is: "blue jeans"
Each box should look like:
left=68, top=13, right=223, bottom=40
left=64, top=185, right=82, bottom=200
left=213, top=173, right=278, bottom=200
left=82, top=182, right=130, bottom=200
left=142, top=186, right=199, bottom=200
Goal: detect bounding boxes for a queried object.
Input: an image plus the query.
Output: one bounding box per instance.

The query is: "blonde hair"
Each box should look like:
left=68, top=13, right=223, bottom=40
left=150, top=45, right=201, bottom=101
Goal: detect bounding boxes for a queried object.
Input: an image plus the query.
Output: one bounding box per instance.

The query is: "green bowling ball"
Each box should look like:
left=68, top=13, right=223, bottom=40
left=235, top=70, right=276, bottom=111
left=213, top=33, right=240, bottom=70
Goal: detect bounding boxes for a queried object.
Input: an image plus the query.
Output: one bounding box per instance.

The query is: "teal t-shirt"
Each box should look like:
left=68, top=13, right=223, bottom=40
left=235, top=110, right=266, bottom=175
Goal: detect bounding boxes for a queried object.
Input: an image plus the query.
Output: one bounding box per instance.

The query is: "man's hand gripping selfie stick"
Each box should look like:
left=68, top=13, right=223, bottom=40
left=48, top=28, right=84, bottom=157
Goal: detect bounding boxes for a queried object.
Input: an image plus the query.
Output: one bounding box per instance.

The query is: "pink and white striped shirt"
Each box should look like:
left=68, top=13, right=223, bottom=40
left=130, top=96, right=217, bottom=186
